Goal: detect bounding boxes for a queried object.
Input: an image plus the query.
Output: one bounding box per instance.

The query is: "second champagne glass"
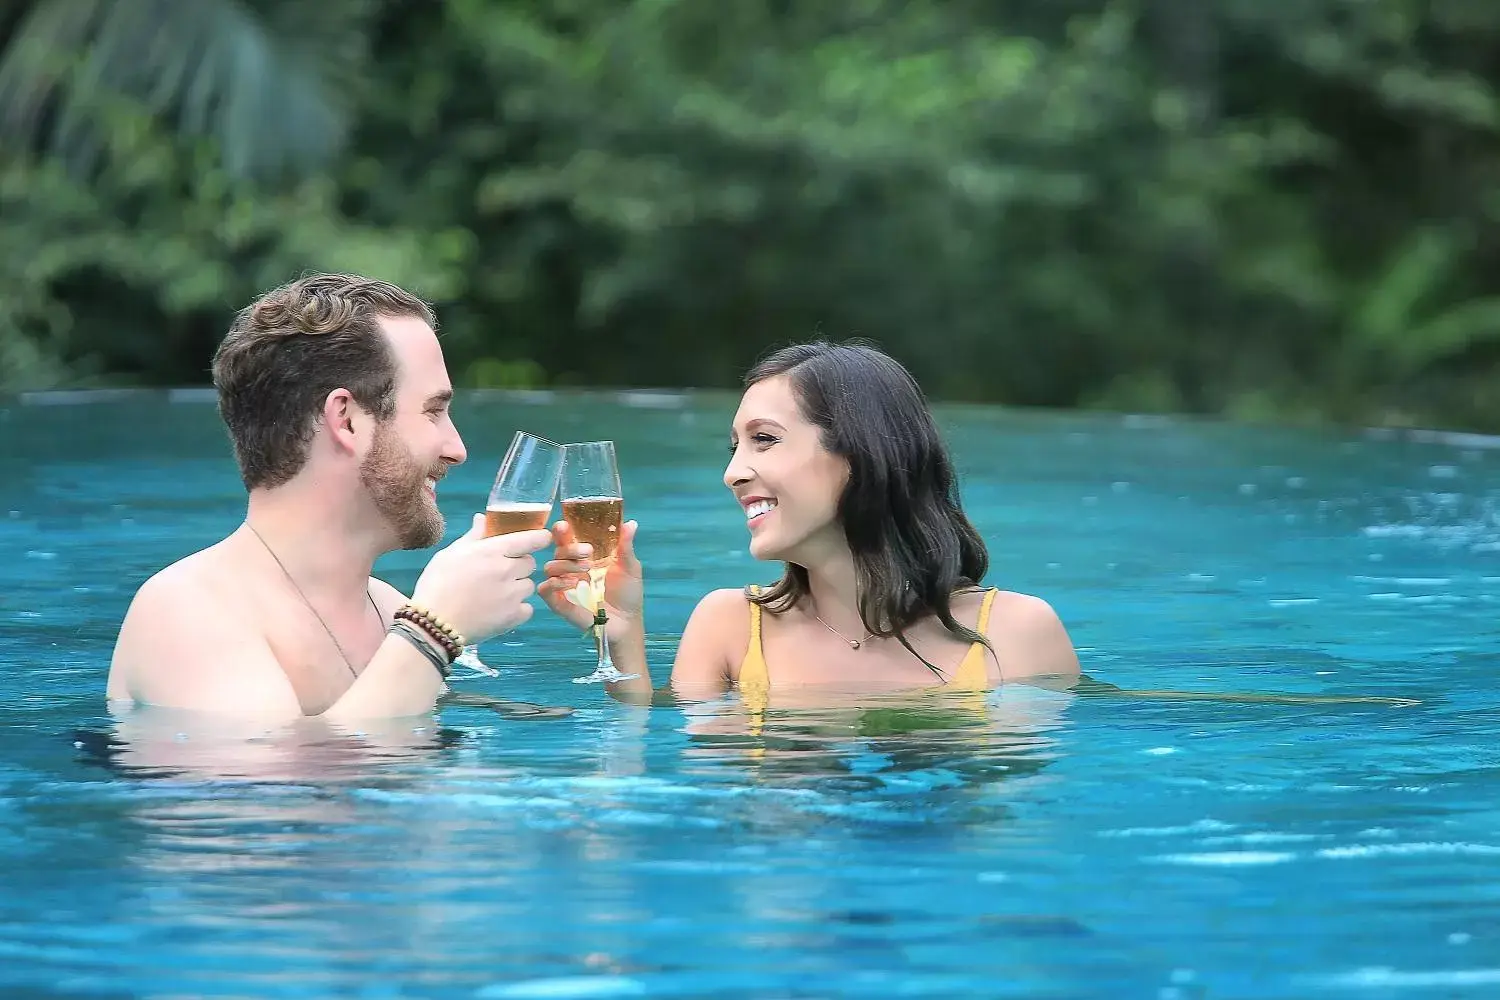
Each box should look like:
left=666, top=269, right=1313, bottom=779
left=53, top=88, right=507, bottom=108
left=561, top=440, right=636, bottom=684
left=451, top=431, right=564, bottom=679
left=485, top=431, right=565, bottom=536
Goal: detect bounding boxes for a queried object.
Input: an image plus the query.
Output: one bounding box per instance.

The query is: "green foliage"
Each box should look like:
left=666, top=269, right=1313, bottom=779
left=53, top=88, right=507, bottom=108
left=2, top=0, right=1500, bottom=430
left=0, top=0, right=374, bottom=181
left=1344, top=228, right=1500, bottom=378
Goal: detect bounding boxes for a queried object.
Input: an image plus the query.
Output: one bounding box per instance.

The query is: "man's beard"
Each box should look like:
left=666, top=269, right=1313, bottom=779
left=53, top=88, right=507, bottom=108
left=359, top=421, right=444, bottom=550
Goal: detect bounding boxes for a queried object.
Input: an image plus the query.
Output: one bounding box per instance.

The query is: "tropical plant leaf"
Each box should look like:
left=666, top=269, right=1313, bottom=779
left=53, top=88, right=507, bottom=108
left=1349, top=226, right=1457, bottom=348
left=0, top=0, right=374, bottom=182
left=1388, top=296, right=1500, bottom=374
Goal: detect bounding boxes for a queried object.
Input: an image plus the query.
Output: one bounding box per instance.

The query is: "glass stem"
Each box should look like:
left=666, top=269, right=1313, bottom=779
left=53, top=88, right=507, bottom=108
left=593, top=607, right=612, bottom=668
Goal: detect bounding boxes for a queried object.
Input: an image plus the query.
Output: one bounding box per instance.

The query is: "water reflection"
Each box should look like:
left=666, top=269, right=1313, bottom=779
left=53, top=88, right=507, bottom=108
left=61, top=705, right=676, bottom=990
left=76, top=689, right=575, bottom=785
left=78, top=707, right=469, bottom=785
left=674, top=682, right=1075, bottom=794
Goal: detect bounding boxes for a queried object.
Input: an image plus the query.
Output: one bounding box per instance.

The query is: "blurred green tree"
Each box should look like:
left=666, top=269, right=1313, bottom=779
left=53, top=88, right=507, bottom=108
left=0, top=0, right=1497, bottom=431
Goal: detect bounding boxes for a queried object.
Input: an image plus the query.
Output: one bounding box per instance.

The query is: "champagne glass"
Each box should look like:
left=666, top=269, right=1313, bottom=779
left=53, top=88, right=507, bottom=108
left=561, top=440, right=637, bottom=684
left=451, top=431, right=564, bottom=679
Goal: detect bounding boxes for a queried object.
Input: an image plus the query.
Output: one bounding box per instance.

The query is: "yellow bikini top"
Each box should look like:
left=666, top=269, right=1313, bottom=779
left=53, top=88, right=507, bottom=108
left=736, top=586, right=1000, bottom=713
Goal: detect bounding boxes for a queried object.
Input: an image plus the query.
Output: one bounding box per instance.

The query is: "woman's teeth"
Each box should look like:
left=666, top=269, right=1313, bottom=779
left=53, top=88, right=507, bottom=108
left=745, top=499, right=776, bottom=519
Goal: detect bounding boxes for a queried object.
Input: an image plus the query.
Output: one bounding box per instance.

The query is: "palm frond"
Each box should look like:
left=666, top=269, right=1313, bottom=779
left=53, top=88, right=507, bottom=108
left=0, top=0, right=374, bottom=182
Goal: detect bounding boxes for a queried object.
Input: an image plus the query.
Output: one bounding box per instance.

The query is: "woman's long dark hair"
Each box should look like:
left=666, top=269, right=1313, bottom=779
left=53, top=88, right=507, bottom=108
left=744, top=340, right=991, bottom=677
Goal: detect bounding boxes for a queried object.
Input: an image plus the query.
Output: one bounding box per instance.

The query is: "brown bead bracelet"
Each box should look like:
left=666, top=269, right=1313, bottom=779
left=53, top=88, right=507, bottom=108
left=394, top=604, right=464, bottom=663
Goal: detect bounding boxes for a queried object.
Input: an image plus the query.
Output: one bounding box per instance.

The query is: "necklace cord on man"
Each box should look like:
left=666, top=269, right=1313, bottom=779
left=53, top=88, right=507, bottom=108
left=247, top=522, right=378, bottom=680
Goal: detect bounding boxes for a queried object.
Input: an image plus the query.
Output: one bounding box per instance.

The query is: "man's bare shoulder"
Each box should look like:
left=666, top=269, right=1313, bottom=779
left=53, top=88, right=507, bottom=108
left=368, top=577, right=408, bottom=618
left=108, top=541, right=300, bottom=719
left=115, top=543, right=236, bottom=632
left=146, top=543, right=233, bottom=591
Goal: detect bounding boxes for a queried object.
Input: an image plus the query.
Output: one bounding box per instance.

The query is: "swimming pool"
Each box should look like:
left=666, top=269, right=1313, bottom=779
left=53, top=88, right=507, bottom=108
left=3, top=392, right=1498, bottom=998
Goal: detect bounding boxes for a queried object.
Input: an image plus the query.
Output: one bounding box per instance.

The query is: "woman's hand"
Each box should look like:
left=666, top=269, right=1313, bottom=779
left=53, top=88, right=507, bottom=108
left=538, top=519, right=643, bottom=642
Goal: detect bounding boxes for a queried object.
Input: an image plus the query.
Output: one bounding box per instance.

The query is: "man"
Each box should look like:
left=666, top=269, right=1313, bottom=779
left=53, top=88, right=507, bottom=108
left=107, top=273, right=551, bottom=722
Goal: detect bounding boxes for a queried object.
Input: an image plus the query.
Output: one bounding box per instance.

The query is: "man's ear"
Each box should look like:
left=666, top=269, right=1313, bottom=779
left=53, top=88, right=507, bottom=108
left=322, top=388, right=362, bottom=456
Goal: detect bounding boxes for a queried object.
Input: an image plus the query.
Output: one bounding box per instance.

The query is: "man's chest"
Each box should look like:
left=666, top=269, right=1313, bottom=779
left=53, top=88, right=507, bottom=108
left=264, top=606, right=388, bottom=715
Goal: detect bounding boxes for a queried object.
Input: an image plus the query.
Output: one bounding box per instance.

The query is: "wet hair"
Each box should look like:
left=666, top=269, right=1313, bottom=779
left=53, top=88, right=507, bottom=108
left=744, top=339, right=991, bottom=676
left=211, top=273, right=436, bottom=490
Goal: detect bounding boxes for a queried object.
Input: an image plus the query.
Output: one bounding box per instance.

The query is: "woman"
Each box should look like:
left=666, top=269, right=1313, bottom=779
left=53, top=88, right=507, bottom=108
left=539, top=340, right=1080, bottom=706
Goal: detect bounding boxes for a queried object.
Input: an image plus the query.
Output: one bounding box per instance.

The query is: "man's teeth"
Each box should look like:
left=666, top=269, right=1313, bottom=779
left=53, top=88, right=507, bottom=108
left=425, top=477, right=438, bottom=492
left=745, top=500, right=777, bottom=519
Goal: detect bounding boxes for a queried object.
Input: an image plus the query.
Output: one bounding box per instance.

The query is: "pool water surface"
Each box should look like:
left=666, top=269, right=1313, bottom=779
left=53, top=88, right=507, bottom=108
left=2, top=393, right=1498, bottom=998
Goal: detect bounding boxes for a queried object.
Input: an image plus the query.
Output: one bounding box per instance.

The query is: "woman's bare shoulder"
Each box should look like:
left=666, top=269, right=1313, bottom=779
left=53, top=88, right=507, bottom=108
left=982, top=589, right=1081, bottom=680
left=691, top=587, right=760, bottom=618
left=673, top=588, right=759, bottom=691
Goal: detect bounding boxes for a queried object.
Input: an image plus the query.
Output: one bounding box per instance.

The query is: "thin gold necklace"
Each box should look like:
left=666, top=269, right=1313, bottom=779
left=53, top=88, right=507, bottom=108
left=247, top=522, right=378, bottom=679
left=811, top=608, right=877, bottom=650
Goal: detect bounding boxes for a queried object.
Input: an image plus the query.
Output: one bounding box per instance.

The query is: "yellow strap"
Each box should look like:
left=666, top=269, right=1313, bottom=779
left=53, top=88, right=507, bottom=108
left=950, top=588, right=1000, bottom=691
left=741, top=585, right=769, bottom=724
left=747, top=585, right=763, bottom=646
left=976, top=587, right=999, bottom=635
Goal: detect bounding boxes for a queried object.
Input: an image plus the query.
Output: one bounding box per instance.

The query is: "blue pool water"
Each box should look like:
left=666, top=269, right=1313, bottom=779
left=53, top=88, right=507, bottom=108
left=3, top=392, right=1499, bottom=998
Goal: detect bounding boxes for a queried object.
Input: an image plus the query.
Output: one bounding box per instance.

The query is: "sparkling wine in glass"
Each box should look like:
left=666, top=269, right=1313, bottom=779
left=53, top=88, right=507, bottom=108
left=451, top=431, right=564, bottom=679
left=561, top=440, right=636, bottom=684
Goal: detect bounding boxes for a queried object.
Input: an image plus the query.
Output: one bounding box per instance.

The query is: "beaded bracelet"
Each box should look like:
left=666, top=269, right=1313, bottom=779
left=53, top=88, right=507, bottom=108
left=394, top=604, right=464, bottom=663
left=390, top=620, right=452, bottom=680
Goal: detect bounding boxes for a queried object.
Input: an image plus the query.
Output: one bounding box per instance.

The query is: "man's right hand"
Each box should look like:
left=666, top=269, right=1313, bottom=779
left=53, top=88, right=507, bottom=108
left=410, top=514, right=552, bottom=642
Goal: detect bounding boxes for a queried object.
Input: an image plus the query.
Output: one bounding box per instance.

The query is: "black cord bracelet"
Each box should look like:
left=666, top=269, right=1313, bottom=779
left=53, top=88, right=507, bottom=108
left=390, top=620, right=452, bottom=680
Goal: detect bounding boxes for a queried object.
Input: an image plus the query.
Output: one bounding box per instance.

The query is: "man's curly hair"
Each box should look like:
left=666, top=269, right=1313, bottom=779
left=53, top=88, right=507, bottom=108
left=211, top=273, right=437, bottom=490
